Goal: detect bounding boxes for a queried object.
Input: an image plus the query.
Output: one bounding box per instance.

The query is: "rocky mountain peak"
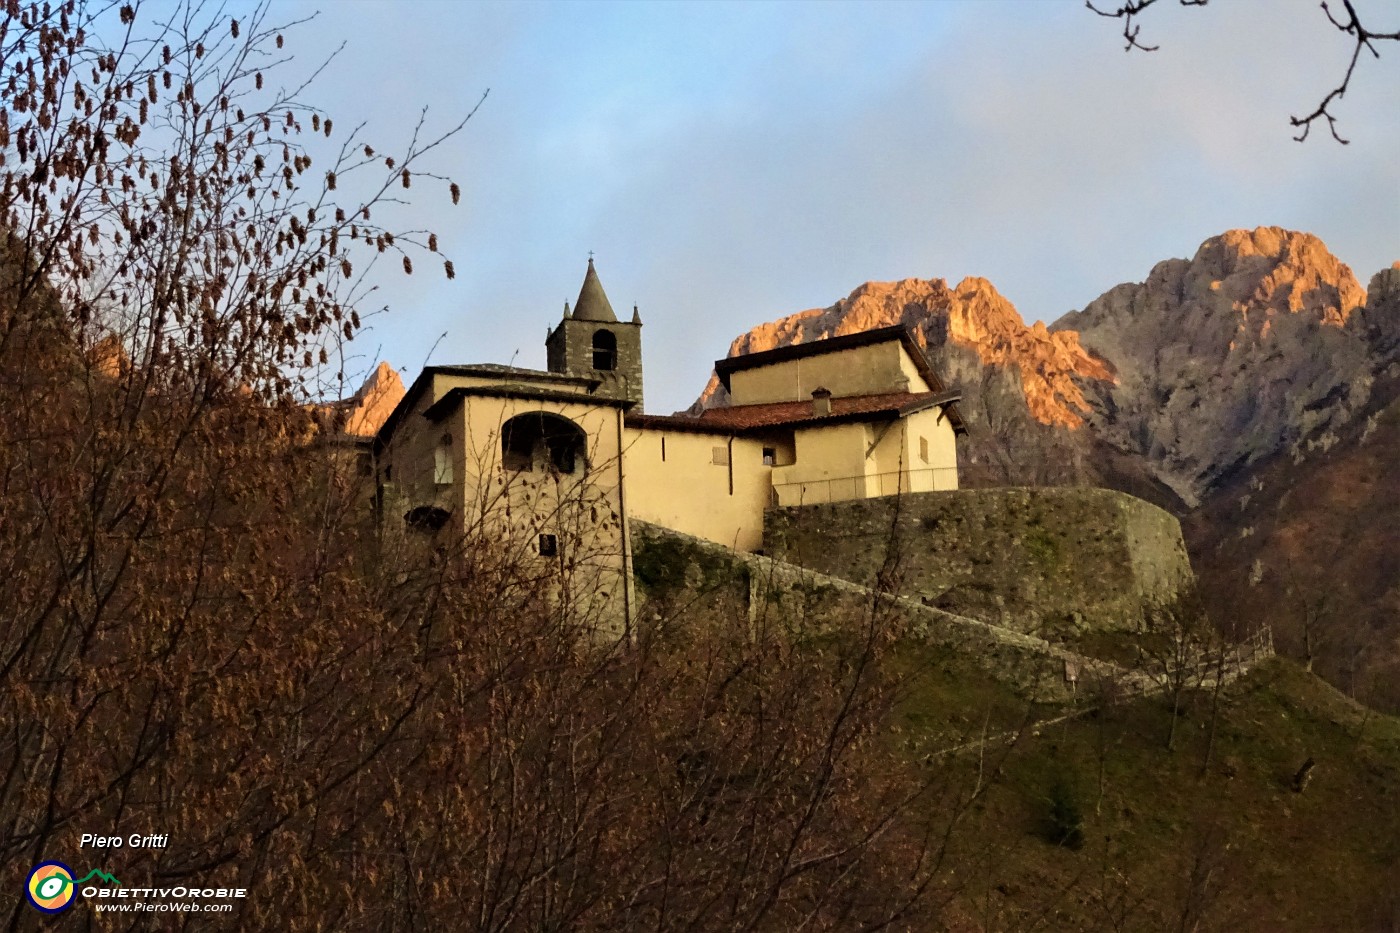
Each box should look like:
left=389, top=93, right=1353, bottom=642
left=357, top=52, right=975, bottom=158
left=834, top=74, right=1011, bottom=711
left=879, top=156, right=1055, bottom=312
left=1054, top=227, right=1381, bottom=505
left=942, top=276, right=1116, bottom=428
left=696, top=226, right=1389, bottom=509
left=341, top=361, right=405, bottom=437
left=1195, top=226, right=1366, bottom=327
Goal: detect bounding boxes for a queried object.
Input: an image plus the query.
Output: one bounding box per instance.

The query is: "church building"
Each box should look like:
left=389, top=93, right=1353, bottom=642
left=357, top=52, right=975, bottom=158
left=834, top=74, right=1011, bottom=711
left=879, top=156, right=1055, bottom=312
left=370, top=260, right=965, bottom=628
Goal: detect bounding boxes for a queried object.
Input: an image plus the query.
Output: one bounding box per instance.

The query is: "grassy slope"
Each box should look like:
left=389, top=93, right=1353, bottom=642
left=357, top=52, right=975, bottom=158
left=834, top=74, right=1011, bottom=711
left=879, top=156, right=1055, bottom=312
left=892, top=648, right=1400, bottom=931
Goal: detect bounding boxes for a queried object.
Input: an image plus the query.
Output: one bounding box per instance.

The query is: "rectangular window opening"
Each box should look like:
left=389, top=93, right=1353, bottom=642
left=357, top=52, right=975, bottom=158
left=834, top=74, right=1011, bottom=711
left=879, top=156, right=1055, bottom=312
left=919, top=436, right=929, bottom=464
left=538, top=533, right=558, bottom=557
left=762, top=447, right=776, bottom=466
left=434, top=449, right=454, bottom=485
left=711, top=446, right=729, bottom=466
left=661, top=436, right=667, bottom=462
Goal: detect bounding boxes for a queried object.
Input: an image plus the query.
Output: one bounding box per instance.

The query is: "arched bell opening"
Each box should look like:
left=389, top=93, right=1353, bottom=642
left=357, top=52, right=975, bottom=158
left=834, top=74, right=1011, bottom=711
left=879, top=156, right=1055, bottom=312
left=591, top=329, right=616, bottom=371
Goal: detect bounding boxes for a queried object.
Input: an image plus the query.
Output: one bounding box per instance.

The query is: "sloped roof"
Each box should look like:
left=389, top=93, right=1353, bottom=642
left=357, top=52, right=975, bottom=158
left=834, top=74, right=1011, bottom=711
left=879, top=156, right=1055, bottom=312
left=373, top=363, right=600, bottom=449
left=573, top=258, right=618, bottom=323
left=432, top=363, right=594, bottom=386
left=628, top=389, right=965, bottom=435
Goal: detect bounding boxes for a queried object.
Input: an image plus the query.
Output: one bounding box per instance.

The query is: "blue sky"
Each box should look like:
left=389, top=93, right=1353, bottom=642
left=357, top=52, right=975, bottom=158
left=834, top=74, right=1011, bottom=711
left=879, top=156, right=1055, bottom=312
left=278, top=0, right=1399, bottom=413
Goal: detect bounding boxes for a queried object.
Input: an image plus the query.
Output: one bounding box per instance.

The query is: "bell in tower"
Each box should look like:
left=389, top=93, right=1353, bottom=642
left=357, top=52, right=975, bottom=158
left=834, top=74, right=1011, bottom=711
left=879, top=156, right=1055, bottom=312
left=546, top=257, right=644, bottom=409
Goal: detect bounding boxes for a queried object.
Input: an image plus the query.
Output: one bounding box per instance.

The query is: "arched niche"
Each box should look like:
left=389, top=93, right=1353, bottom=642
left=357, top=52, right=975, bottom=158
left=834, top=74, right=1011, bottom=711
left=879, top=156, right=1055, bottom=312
left=501, top=412, right=588, bottom=475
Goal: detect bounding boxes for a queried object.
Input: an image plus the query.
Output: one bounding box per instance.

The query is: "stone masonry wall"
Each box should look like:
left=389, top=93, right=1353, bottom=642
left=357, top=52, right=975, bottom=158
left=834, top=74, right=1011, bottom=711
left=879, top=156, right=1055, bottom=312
left=626, top=519, right=1272, bottom=705
left=630, top=520, right=1117, bottom=703
left=546, top=318, right=644, bottom=409
left=762, top=488, right=1194, bottom=638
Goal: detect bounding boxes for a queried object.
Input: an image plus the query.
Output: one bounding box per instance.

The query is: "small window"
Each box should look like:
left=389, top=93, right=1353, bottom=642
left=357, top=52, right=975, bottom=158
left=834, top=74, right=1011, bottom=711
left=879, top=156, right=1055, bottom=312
left=591, top=330, right=617, bottom=371
left=762, top=447, right=776, bottom=466
left=435, top=434, right=454, bottom=485
left=660, top=436, right=666, bottom=462
left=919, top=436, right=929, bottom=464
left=538, top=533, right=558, bottom=557
left=712, top=445, right=729, bottom=466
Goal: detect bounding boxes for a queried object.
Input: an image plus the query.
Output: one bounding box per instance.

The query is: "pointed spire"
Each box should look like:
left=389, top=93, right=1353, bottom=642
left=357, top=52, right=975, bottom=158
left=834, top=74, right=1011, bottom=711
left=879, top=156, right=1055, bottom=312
left=572, top=257, right=618, bottom=323
left=631, top=303, right=642, bottom=325
left=563, top=300, right=571, bottom=320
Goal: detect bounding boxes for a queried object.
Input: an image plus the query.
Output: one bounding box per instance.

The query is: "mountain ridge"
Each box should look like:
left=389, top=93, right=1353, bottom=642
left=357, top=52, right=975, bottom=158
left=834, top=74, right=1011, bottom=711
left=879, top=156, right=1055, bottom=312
left=1053, top=227, right=1385, bottom=504
left=699, top=226, right=1395, bottom=503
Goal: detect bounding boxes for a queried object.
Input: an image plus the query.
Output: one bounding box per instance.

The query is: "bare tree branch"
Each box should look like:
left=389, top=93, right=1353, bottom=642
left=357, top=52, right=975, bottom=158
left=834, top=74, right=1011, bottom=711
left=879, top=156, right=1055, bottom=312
left=1088, top=0, right=1398, bottom=143
left=1291, top=0, right=1400, bottom=142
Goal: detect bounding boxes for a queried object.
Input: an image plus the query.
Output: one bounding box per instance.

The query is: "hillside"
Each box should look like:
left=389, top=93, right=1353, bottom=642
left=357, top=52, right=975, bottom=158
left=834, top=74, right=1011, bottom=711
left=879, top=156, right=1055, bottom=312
left=632, top=525, right=1400, bottom=928
left=1185, top=374, right=1400, bottom=710
left=899, top=652, right=1400, bottom=929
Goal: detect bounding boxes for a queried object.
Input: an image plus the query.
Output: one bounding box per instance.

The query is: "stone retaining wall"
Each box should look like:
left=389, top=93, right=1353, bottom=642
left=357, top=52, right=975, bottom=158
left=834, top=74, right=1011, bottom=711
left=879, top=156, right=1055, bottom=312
left=762, top=487, right=1194, bottom=638
left=633, top=520, right=1141, bottom=703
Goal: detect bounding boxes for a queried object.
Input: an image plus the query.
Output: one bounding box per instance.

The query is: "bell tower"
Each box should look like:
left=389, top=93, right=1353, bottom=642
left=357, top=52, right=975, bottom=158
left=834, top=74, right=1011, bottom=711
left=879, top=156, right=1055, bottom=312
left=546, top=258, right=644, bottom=409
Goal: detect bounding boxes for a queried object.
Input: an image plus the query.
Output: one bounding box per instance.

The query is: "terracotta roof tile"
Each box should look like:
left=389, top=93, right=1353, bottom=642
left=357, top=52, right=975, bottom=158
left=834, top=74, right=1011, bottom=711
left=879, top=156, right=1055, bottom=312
left=700, top=391, right=940, bottom=428
left=627, top=391, right=960, bottom=435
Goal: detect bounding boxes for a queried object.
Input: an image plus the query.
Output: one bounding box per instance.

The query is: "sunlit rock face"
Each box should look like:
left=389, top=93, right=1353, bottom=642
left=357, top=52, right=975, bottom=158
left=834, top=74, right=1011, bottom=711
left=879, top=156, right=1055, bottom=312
left=1055, top=227, right=1379, bottom=505
left=697, top=227, right=1396, bottom=509
left=341, top=361, right=406, bottom=437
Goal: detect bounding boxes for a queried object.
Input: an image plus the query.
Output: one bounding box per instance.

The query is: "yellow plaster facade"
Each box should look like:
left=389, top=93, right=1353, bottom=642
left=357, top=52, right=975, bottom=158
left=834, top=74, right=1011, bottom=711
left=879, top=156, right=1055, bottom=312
left=620, top=428, right=773, bottom=551
left=726, top=339, right=929, bottom=404
left=376, top=368, right=633, bottom=632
